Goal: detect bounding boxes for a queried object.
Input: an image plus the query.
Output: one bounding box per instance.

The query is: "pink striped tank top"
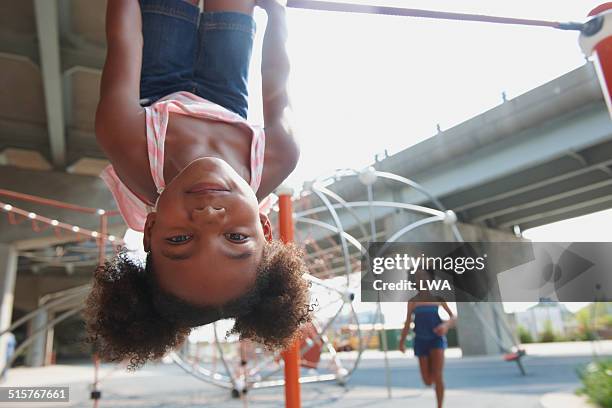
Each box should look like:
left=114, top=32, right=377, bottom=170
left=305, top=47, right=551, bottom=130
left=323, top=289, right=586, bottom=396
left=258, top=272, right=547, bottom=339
left=100, top=91, right=267, bottom=232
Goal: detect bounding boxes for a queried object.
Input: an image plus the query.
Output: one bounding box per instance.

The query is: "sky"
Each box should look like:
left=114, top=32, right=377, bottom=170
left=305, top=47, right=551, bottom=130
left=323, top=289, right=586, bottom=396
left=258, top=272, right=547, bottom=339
left=246, top=0, right=601, bottom=190
left=131, top=1, right=607, bottom=331
left=247, top=1, right=605, bottom=317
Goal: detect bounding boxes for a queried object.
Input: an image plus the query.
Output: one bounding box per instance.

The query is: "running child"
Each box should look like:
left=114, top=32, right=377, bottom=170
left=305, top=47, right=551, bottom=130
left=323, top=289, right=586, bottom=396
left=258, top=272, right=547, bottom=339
left=399, top=269, right=456, bottom=408
left=85, top=0, right=310, bottom=369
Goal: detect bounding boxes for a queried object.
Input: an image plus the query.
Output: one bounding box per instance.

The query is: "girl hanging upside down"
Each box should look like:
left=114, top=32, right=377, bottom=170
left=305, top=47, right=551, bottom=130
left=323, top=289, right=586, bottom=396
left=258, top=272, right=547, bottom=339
left=85, top=0, right=310, bottom=369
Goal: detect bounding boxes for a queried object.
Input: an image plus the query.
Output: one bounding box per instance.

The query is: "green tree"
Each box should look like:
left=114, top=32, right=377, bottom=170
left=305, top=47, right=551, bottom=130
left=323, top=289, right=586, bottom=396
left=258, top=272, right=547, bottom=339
left=575, top=305, right=602, bottom=341
left=517, top=325, right=533, bottom=344
left=577, top=359, right=612, bottom=408
left=539, top=320, right=557, bottom=343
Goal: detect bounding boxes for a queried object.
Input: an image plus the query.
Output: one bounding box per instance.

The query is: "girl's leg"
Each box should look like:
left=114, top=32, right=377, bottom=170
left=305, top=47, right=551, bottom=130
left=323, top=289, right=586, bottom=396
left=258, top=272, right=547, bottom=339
left=417, top=356, right=433, bottom=386
left=139, top=0, right=200, bottom=104
left=429, top=348, right=445, bottom=408
left=193, top=1, right=257, bottom=118
left=203, top=0, right=255, bottom=15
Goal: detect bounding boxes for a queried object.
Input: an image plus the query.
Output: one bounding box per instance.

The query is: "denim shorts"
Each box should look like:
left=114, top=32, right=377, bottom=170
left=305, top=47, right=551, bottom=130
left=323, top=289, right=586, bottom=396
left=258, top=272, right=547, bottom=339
left=139, top=0, right=256, bottom=119
left=413, top=335, right=447, bottom=357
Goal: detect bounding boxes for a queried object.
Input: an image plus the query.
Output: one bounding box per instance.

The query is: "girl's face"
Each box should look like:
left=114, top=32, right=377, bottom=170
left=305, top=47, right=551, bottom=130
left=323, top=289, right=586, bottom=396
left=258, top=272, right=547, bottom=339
left=413, top=268, right=434, bottom=296
left=414, top=268, right=430, bottom=283
left=143, top=157, right=272, bottom=306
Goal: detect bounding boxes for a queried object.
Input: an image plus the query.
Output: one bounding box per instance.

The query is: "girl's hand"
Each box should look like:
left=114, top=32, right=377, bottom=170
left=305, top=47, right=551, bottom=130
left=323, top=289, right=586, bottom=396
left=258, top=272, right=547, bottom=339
left=399, top=341, right=406, bottom=354
left=433, top=322, right=449, bottom=336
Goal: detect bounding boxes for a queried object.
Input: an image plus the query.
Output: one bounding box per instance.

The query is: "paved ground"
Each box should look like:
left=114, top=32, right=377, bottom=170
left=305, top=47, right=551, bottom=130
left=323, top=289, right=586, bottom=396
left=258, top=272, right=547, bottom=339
left=1, top=341, right=609, bottom=408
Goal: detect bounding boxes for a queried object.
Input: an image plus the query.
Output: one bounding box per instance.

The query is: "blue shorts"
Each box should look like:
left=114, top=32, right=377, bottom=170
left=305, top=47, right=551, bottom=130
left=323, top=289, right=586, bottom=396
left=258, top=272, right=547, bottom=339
left=413, top=336, right=447, bottom=357
left=139, top=0, right=255, bottom=119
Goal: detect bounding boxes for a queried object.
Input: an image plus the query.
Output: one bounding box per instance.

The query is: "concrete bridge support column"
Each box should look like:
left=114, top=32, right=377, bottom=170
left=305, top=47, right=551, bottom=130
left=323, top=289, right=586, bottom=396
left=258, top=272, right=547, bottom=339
left=25, top=309, right=49, bottom=367
left=0, top=244, right=17, bottom=372
left=456, top=302, right=512, bottom=356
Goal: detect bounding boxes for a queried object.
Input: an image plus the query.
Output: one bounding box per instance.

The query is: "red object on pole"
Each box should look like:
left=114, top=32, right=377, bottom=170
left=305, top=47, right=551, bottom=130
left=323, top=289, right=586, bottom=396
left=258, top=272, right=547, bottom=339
left=590, top=3, right=612, bottom=16
left=585, top=4, right=612, bottom=118
left=278, top=188, right=301, bottom=408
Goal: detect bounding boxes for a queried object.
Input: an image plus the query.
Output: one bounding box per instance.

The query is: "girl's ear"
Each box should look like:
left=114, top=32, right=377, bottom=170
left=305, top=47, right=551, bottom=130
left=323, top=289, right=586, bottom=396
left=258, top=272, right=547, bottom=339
left=259, top=213, right=273, bottom=242
left=143, top=213, right=157, bottom=252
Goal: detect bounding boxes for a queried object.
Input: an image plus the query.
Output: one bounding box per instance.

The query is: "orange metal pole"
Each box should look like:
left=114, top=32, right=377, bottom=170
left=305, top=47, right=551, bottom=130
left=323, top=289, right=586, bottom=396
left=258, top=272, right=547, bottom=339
left=98, top=214, right=107, bottom=266
left=0, top=201, right=122, bottom=245
left=278, top=187, right=301, bottom=408
left=0, top=188, right=119, bottom=215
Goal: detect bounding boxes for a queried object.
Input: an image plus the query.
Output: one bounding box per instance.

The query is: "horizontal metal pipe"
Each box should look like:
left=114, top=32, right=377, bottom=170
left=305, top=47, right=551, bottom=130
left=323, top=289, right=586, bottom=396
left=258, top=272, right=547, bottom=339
left=0, top=189, right=119, bottom=216
left=1, top=306, right=84, bottom=377
left=286, top=0, right=583, bottom=31
left=0, top=289, right=88, bottom=337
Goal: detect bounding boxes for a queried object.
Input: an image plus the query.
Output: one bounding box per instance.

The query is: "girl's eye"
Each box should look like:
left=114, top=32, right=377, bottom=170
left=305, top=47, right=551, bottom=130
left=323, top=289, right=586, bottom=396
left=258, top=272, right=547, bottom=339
left=225, top=233, right=248, bottom=243
left=166, top=235, right=192, bottom=244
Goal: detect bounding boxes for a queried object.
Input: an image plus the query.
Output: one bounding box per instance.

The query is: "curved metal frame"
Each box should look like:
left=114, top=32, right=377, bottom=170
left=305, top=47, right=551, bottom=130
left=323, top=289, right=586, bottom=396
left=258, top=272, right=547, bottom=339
left=311, top=186, right=355, bottom=286
left=0, top=286, right=89, bottom=337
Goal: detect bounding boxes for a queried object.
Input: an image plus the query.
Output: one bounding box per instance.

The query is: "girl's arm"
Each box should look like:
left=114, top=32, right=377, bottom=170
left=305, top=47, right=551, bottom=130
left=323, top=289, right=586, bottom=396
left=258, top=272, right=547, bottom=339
left=256, top=0, right=300, bottom=199
left=399, top=302, right=415, bottom=352
left=95, top=0, right=145, bottom=158
left=433, top=301, right=456, bottom=336
left=440, top=301, right=456, bottom=328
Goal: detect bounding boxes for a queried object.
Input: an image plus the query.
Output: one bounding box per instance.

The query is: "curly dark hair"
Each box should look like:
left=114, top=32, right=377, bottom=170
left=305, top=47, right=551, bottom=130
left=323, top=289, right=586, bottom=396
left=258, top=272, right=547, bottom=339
left=83, top=240, right=310, bottom=370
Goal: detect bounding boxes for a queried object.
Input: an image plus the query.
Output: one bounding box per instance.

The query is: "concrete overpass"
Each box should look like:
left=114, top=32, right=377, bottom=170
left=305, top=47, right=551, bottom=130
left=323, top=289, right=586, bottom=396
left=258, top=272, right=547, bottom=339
left=0, top=0, right=119, bottom=368
left=0, top=0, right=122, bottom=264
left=326, top=62, right=612, bottom=234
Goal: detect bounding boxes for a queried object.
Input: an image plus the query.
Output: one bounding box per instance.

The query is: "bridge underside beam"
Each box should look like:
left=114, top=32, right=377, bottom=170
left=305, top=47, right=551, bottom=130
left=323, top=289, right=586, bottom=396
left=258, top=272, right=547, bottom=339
left=34, top=0, right=67, bottom=168
left=448, top=138, right=612, bottom=214
left=397, top=102, right=612, bottom=231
